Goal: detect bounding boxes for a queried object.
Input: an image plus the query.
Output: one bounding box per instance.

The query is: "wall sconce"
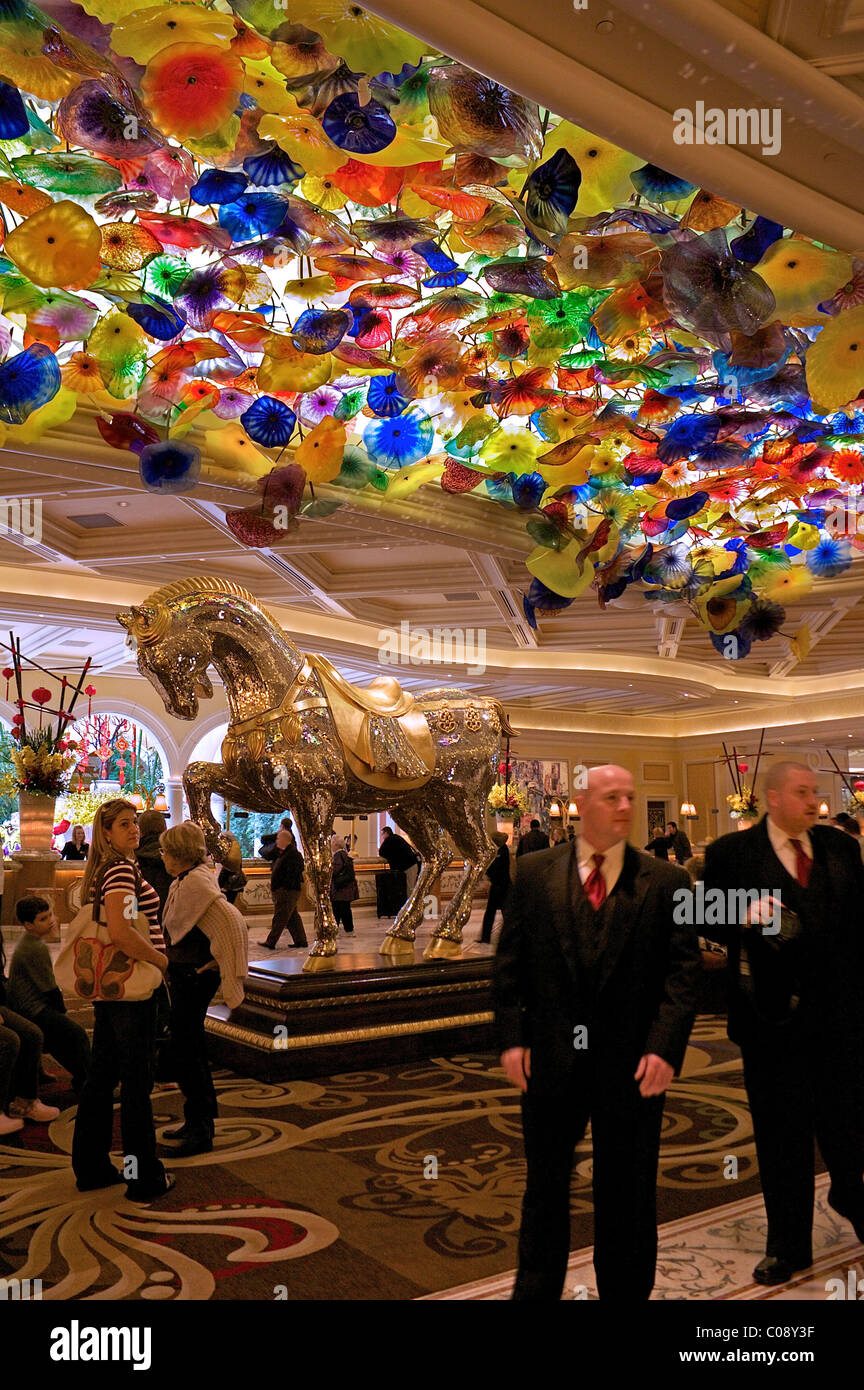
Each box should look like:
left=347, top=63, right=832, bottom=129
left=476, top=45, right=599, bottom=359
left=549, top=799, right=562, bottom=818
left=818, top=801, right=830, bottom=818
left=567, top=801, right=578, bottom=818
left=680, top=801, right=697, bottom=819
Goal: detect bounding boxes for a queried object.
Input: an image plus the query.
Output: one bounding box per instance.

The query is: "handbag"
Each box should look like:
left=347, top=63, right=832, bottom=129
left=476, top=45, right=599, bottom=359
left=55, top=859, right=163, bottom=1003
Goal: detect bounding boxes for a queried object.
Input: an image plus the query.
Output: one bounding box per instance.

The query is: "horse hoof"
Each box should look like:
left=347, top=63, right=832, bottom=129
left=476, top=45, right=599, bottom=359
left=423, top=937, right=462, bottom=960
left=301, top=950, right=339, bottom=974
left=379, top=935, right=415, bottom=959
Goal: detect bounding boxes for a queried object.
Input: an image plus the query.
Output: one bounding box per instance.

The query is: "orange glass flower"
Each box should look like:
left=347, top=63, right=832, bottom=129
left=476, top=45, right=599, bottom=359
left=62, top=352, right=109, bottom=394
left=0, top=181, right=52, bottom=217
left=100, top=222, right=163, bottom=271
left=5, top=201, right=102, bottom=290
left=141, top=44, right=245, bottom=141
left=294, top=415, right=346, bottom=482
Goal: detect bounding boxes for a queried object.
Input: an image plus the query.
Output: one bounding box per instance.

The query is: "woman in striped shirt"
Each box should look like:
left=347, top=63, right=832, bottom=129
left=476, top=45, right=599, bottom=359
left=71, top=799, right=174, bottom=1202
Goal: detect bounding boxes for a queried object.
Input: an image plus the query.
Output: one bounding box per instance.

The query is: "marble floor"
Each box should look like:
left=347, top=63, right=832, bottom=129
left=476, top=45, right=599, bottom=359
left=424, top=1173, right=864, bottom=1300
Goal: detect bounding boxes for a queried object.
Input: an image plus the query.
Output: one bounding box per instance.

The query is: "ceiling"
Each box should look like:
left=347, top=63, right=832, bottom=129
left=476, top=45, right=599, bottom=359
left=3, top=0, right=864, bottom=743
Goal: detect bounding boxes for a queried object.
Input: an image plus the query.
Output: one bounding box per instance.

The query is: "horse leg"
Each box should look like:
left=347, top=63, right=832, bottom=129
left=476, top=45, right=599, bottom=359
left=379, top=805, right=452, bottom=958
left=424, top=804, right=497, bottom=960
left=292, top=806, right=340, bottom=971
left=183, top=761, right=249, bottom=866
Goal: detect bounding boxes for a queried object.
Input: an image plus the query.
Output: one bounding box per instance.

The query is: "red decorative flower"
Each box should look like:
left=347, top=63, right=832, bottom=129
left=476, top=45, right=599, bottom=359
left=738, top=762, right=748, bottom=773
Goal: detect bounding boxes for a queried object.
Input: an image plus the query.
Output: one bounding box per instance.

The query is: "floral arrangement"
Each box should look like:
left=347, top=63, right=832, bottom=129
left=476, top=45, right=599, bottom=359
left=12, top=730, right=79, bottom=797
left=56, top=786, right=114, bottom=827
left=488, top=783, right=530, bottom=817
left=0, top=4, right=861, bottom=657
left=727, top=786, right=759, bottom=818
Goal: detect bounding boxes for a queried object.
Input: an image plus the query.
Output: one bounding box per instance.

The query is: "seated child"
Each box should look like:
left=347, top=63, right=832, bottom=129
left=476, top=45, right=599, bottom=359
left=9, top=896, right=91, bottom=1093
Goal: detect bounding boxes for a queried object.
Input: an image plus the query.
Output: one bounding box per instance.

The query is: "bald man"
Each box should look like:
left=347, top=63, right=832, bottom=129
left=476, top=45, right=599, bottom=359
left=493, top=765, right=701, bottom=1301
left=704, top=762, right=864, bottom=1285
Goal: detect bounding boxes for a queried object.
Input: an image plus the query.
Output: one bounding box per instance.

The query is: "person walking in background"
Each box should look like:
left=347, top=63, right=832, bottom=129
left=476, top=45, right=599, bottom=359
left=263, top=827, right=307, bottom=949
left=644, top=828, right=671, bottom=860
left=61, top=825, right=89, bottom=861
left=0, top=921, right=59, bottom=1135
left=259, top=817, right=293, bottom=862
left=8, top=896, right=90, bottom=1093
left=379, top=826, right=420, bottom=889
left=516, top=819, right=549, bottom=857
left=704, top=761, right=864, bottom=1285
left=136, top=810, right=172, bottom=916
left=480, top=830, right=511, bottom=944
left=159, top=823, right=248, bottom=1158
left=71, top=799, right=173, bottom=1202
left=665, top=821, right=692, bottom=865
left=494, top=765, right=701, bottom=1301
left=329, top=833, right=359, bottom=936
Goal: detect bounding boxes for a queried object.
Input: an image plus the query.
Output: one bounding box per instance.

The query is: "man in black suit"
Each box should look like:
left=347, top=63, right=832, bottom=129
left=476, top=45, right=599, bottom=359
left=704, top=761, right=864, bottom=1285
left=516, top=819, right=549, bottom=857
left=666, top=821, right=692, bottom=865
left=493, top=765, right=701, bottom=1300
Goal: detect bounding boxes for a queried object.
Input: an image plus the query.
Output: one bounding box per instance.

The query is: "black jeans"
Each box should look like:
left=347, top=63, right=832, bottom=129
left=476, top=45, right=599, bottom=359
left=481, top=885, right=509, bottom=942
left=72, top=998, right=167, bottom=1195
left=167, top=964, right=220, bottom=1131
left=34, top=1008, right=91, bottom=1090
left=0, top=1005, right=42, bottom=1105
left=513, top=1070, right=665, bottom=1302
left=332, top=899, right=354, bottom=932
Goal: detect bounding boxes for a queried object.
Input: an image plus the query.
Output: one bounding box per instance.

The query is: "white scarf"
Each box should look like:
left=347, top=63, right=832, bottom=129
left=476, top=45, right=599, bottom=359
left=162, top=863, right=221, bottom=944
left=162, top=863, right=248, bottom=1010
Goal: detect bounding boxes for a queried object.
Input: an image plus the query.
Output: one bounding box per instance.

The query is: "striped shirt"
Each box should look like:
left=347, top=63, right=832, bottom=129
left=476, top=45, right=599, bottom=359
left=91, top=858, right=166, bottom=952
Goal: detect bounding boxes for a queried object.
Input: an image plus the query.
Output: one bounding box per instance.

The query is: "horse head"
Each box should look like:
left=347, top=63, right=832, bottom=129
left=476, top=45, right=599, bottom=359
left=118, top=595, right=214, bottom=720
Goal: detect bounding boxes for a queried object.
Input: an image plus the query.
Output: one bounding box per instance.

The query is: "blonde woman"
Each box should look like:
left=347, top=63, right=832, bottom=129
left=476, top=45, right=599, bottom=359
left=71, top=799, right=173, bottom=1201
left=159, top=823, right=248, bottom=1157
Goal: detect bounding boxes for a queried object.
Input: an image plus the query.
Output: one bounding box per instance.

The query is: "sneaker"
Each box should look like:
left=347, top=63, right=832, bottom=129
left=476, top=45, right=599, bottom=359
left=0, top=1113, right=24, bottom=1136
left=10, top=1098, right=60, bottom=1123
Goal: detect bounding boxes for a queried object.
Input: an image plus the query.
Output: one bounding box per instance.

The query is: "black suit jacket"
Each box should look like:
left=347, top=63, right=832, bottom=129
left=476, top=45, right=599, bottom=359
left=516, top=828, right=550, bottom=857
left=703, top=818, right=864, bottom=1049
left=492, top=842, right=701, bottom=1095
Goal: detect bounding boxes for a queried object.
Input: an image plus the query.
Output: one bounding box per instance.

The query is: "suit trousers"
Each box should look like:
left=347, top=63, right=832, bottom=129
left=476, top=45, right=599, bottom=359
left=480, top=886, right=509, bottom=942
left=741, top=1023, right=864, bottom=1264
left=265, top=888, right=308, bottom=948
left=167, top=964, right=220, bottom=1130
left=514, top=1070, right=665, bottom=1301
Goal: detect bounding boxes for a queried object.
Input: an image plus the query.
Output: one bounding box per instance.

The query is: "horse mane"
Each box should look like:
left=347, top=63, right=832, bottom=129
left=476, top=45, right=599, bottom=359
left=145, top=576, right=282, bottom=632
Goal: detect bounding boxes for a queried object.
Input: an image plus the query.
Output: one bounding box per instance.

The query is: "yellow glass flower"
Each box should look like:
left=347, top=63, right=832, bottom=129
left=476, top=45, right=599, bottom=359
left=258, top=112, right=345, bottom=176
left=289, top=1, right=427, bottom=76
left=110, top=5, right=235, bottom=62
left=242, top=58, right=296, bottom=114
left=5, top=201, right=102, bottom=290
left=0, top=40, right=77, bottom=101
left=202, top=422, right=271, bottom=477
left=88, top=312, right=147, bottom=363
left=694, top=575, right=751, bottom=634
left=282, top=275, right=338, bottom=303
left=295, top=415, right=347, bottom=482
left=300, top=175, right=348, bottom=212
left=537, top=125, right=642, bottom=215
left=758, top=565, right=813, bottom=604
left=100, top=222, right=163, bottom=271
left=526, top=538, right=595, bottom=598
left=805, top=305, right=864, bottom=414
left=480, top=428, right=539, bottom=477
left=257, top=338, right=332, bottom=393
left=755, top=239, right=853, bottom=325
left=5, top=387, right=77, bottom=443
left=220, top=264, right=274, bottom=308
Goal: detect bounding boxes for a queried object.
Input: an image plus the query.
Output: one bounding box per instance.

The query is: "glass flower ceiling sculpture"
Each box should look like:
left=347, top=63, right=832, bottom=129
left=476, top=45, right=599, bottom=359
left=0, top=0, right=863, bottom=658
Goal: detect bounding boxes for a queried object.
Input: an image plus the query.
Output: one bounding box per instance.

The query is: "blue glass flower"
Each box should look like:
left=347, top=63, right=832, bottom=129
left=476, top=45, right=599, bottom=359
left=138, top=440, right=201, bottom=494
left=526, top=579, right=575, bottom=614
left=0, top=344, right=60, bottom=424
left=126, top=297, right=186, bottom=340
left=366, top=372, right=411, bottom=418
left=191, top=170, right=249, bottom=205
left=806, top=536, right=852, bottom=577
left=240, top=396, right=297, bottom=448
left=363, top=410, right=435, bottom=468
left=524, top=149, right=582, bottom=233
left=218, top=193, right=287, bottom=241
left=731, top=217, right=784, bottom=265
left=710, top=628, right=752, bottom=660
left=658, top=414, right=720, bottom=464
left=630, top=164, right=696, bottom=202
left=291, top=307, right=352, bottom=354
left=414, top=239, right=468, bottom=289
left=321, top=93, right=396, bottom=154
left=243, top=145, right=304, bottom=188
left=511, top=472, right=546, bottom=509
left=0, top=80, right=28, bottom=141
left=665, top=492, right=708, bottom=521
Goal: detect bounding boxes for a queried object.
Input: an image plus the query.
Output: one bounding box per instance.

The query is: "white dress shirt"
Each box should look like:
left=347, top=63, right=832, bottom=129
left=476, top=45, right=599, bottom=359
left=576, top=836, right=626, bottom=896
left=766, top=816, right=812, bottom=880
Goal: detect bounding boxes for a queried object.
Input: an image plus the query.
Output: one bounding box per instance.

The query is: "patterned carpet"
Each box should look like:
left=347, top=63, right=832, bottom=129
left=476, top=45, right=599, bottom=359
left=0, top=1016, right=813, bottom=1300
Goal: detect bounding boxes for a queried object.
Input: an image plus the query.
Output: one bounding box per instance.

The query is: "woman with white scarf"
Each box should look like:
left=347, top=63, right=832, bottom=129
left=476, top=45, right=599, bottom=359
left=158, top=823, right=248, bottom=1157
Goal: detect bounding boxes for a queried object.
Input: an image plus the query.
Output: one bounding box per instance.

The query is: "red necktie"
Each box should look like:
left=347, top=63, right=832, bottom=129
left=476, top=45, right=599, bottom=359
left=585, top=852, right=607, bottom=909
left=788, top=838, right=811, bottom=887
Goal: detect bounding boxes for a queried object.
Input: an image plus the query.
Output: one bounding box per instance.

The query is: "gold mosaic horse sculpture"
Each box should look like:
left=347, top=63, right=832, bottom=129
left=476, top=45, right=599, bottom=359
left=117, top=577, right=510, bottom=970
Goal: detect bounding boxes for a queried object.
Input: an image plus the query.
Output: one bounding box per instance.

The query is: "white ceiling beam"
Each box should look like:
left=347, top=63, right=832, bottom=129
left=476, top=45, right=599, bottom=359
left=770, top=598, right=859, bottom=676
left=470, top=553, right=538, bottom=649
left=656, top=614, right=687, bottom=659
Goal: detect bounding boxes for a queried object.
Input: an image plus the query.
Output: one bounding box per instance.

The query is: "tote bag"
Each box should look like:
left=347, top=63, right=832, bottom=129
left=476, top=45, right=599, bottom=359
left=55, top=861, right=163, bottom=1003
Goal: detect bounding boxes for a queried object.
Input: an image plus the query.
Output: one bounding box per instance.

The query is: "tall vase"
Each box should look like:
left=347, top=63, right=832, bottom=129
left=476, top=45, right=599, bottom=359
left=17, top=791, right=57, bottom=852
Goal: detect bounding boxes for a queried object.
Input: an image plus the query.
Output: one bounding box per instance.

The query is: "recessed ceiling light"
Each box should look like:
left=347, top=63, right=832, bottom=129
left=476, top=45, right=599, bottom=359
left=117, top=501, right=130, bottom=508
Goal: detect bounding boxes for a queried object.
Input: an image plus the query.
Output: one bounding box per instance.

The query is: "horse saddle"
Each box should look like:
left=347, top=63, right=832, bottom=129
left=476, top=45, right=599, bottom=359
left=309, top=654, right=436, bottom=791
